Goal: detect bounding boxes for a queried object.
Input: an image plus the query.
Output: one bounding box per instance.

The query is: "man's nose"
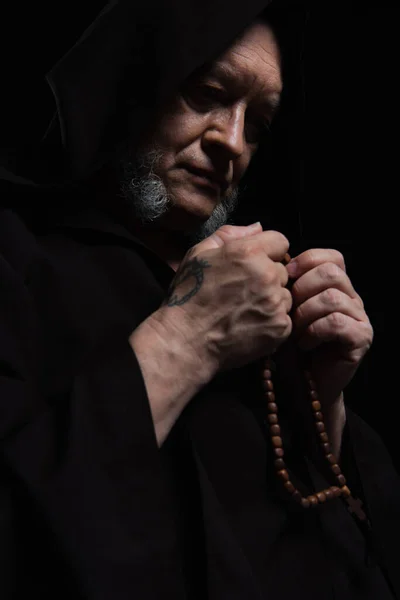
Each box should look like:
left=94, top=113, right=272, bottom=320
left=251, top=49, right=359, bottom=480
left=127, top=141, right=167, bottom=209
left=202, top=106, right=245, bottom=159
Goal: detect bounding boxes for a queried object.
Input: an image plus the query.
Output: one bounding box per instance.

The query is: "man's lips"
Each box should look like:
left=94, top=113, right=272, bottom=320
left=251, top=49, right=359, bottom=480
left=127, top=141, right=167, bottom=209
left=184, top=166, right=229, bottom=193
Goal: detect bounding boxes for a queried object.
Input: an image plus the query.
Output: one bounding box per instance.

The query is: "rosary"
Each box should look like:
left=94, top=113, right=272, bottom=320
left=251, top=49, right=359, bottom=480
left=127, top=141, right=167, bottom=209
left=263, top=253, right=368, bottom=523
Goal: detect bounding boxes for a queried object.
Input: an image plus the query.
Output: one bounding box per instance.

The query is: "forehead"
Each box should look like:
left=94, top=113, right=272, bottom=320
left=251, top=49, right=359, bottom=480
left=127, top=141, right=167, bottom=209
left=203, top=22, right=282, bottom=102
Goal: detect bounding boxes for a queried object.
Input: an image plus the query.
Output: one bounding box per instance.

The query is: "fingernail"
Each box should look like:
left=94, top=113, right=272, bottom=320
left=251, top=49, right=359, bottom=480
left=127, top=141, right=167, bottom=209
left=246, top=221, right=262, bottom=232
left=286, top=260, right=298, bottom=277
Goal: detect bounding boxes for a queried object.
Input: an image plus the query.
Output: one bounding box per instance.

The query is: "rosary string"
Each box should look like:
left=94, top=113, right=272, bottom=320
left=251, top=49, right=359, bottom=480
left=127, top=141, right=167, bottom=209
left=262, top=253, right=368, bottom=522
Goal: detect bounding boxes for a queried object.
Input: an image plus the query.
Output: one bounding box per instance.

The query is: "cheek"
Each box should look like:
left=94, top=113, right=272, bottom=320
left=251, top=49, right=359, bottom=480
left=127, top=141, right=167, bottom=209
left=155, top=100, right=207, bottom=152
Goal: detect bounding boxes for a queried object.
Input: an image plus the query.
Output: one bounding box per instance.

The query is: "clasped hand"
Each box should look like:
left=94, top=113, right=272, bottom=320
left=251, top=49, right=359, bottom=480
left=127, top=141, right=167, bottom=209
left=287, top=249, right=374, bottom=406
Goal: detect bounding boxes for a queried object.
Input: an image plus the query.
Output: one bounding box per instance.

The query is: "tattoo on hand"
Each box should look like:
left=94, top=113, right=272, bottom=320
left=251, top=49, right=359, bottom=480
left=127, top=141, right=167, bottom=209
left=164, top=257, right=211, bottom=307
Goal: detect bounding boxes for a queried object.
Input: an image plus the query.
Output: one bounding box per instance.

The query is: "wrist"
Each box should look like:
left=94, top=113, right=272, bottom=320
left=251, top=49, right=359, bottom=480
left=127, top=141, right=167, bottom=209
left=146, top=307, right=218, bottom=386
left=129, top=310, right=216, bottom=445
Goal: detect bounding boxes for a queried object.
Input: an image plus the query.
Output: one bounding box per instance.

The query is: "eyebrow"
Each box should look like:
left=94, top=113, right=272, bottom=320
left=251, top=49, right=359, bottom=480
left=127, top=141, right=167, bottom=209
left=204, top=61, right=282, bottom=117
left=263, top=93, right=281, bottom=118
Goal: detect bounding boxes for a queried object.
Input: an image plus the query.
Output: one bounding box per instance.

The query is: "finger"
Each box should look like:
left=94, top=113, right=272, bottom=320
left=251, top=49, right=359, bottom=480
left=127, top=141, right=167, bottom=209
left=282, top=287, right=293, bottom=314
left=275, top=261, right=290, bottom=287
left=293, top=288, right=367, bottom=333
left=297, top=312, right=374, bottom=353
left=291, top=262, right=359, bottom=308
left=287, top=248, right=346, bottom=279
left=190, top=222, right=263, bottom=255
left=230, top=229, right=289, bottom=262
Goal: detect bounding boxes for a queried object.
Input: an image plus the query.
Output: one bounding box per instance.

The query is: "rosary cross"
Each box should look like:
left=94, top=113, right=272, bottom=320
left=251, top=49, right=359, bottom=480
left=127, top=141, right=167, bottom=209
left=345, top=496, right=367, bottom=521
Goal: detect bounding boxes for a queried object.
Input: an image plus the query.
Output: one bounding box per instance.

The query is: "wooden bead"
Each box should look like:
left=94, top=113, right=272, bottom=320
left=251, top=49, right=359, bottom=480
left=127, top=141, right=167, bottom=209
left=292, top=490, right=302, bottom=502
left=272, top=436, right=283, bottom=448
left=263, top=361, right=354, bottom=512
left=278, top=469, right=289, bottom=482
left=326, top=453, right=336, bottom=464
left=340, top=485, right=351, bottom=498
left=263, top=380, right=274, bottom=392
left=284, top=481, right=295, bottom=494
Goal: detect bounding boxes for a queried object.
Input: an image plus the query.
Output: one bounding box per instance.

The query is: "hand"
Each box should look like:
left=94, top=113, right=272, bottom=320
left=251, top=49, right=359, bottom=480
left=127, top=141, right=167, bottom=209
left=287, top=249, right=374, bottom=406
left=152, top=222, right=292, bottom=375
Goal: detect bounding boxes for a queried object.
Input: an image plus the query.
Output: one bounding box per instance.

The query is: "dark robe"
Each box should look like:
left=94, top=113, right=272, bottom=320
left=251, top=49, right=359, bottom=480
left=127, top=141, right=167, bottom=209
left=0, top=0, right=398, bottom=597
left=0, top=202, right=399, bottom=599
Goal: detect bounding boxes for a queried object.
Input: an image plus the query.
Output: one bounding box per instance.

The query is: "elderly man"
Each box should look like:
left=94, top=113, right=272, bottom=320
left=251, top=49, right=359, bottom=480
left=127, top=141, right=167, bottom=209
left=0, top=1, right=398, bottom=599
left=122, top=20, right=355, bottom=455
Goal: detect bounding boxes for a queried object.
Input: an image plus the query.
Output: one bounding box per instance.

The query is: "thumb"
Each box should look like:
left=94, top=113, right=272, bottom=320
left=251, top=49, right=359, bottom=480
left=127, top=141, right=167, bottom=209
left=191, top=222, right=263, bottom=255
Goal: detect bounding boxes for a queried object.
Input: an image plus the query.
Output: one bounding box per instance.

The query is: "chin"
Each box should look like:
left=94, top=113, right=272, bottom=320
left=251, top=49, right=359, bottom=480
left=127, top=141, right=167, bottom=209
left=168, top=185, right=219, bottom=222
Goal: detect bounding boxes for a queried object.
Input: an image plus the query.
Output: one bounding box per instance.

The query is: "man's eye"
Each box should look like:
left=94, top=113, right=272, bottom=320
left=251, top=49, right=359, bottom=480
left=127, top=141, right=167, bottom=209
left=184, top=85, right=225, bottom=110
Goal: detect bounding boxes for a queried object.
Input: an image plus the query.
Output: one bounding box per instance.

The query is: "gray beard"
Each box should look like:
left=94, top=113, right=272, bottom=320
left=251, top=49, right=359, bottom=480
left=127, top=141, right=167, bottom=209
left=118, top=148, right=240, bottom=250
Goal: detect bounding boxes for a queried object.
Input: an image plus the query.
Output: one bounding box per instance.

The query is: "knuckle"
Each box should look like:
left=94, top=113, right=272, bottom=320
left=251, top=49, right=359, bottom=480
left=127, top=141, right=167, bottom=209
left=225, top=240, right=257, bottom=262
left=327, top=311, right=346, bottom=329
left=262, top=262, right=280, bottom=286
left=267, top=291, right=283, bottom=311
left=319, top=262, right=343, bottom=283
left=241, top=242, right=260, bottom=261
left=322, top=288, right=343, bottom=308
left=304, top=248, right=320, bottom=268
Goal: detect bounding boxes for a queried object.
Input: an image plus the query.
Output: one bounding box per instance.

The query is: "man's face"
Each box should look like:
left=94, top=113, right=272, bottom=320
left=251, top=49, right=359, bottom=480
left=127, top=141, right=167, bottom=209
left=121, top=21, right=282, bottom=240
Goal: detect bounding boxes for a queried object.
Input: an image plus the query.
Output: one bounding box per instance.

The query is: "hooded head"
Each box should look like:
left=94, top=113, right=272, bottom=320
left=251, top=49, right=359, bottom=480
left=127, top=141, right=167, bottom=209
left=1, top=0, right=308, bottom=248
left=113, top=18, right=283, bottom=249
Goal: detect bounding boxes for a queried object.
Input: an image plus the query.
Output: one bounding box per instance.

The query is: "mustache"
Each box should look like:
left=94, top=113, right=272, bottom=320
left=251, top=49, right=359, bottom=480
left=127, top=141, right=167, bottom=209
left=117, top=144, right=240, bottom=249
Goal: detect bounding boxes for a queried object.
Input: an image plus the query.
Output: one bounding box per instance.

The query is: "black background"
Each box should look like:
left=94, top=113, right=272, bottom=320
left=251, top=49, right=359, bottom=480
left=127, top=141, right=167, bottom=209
left=0, top=3, right=393, bottom=466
